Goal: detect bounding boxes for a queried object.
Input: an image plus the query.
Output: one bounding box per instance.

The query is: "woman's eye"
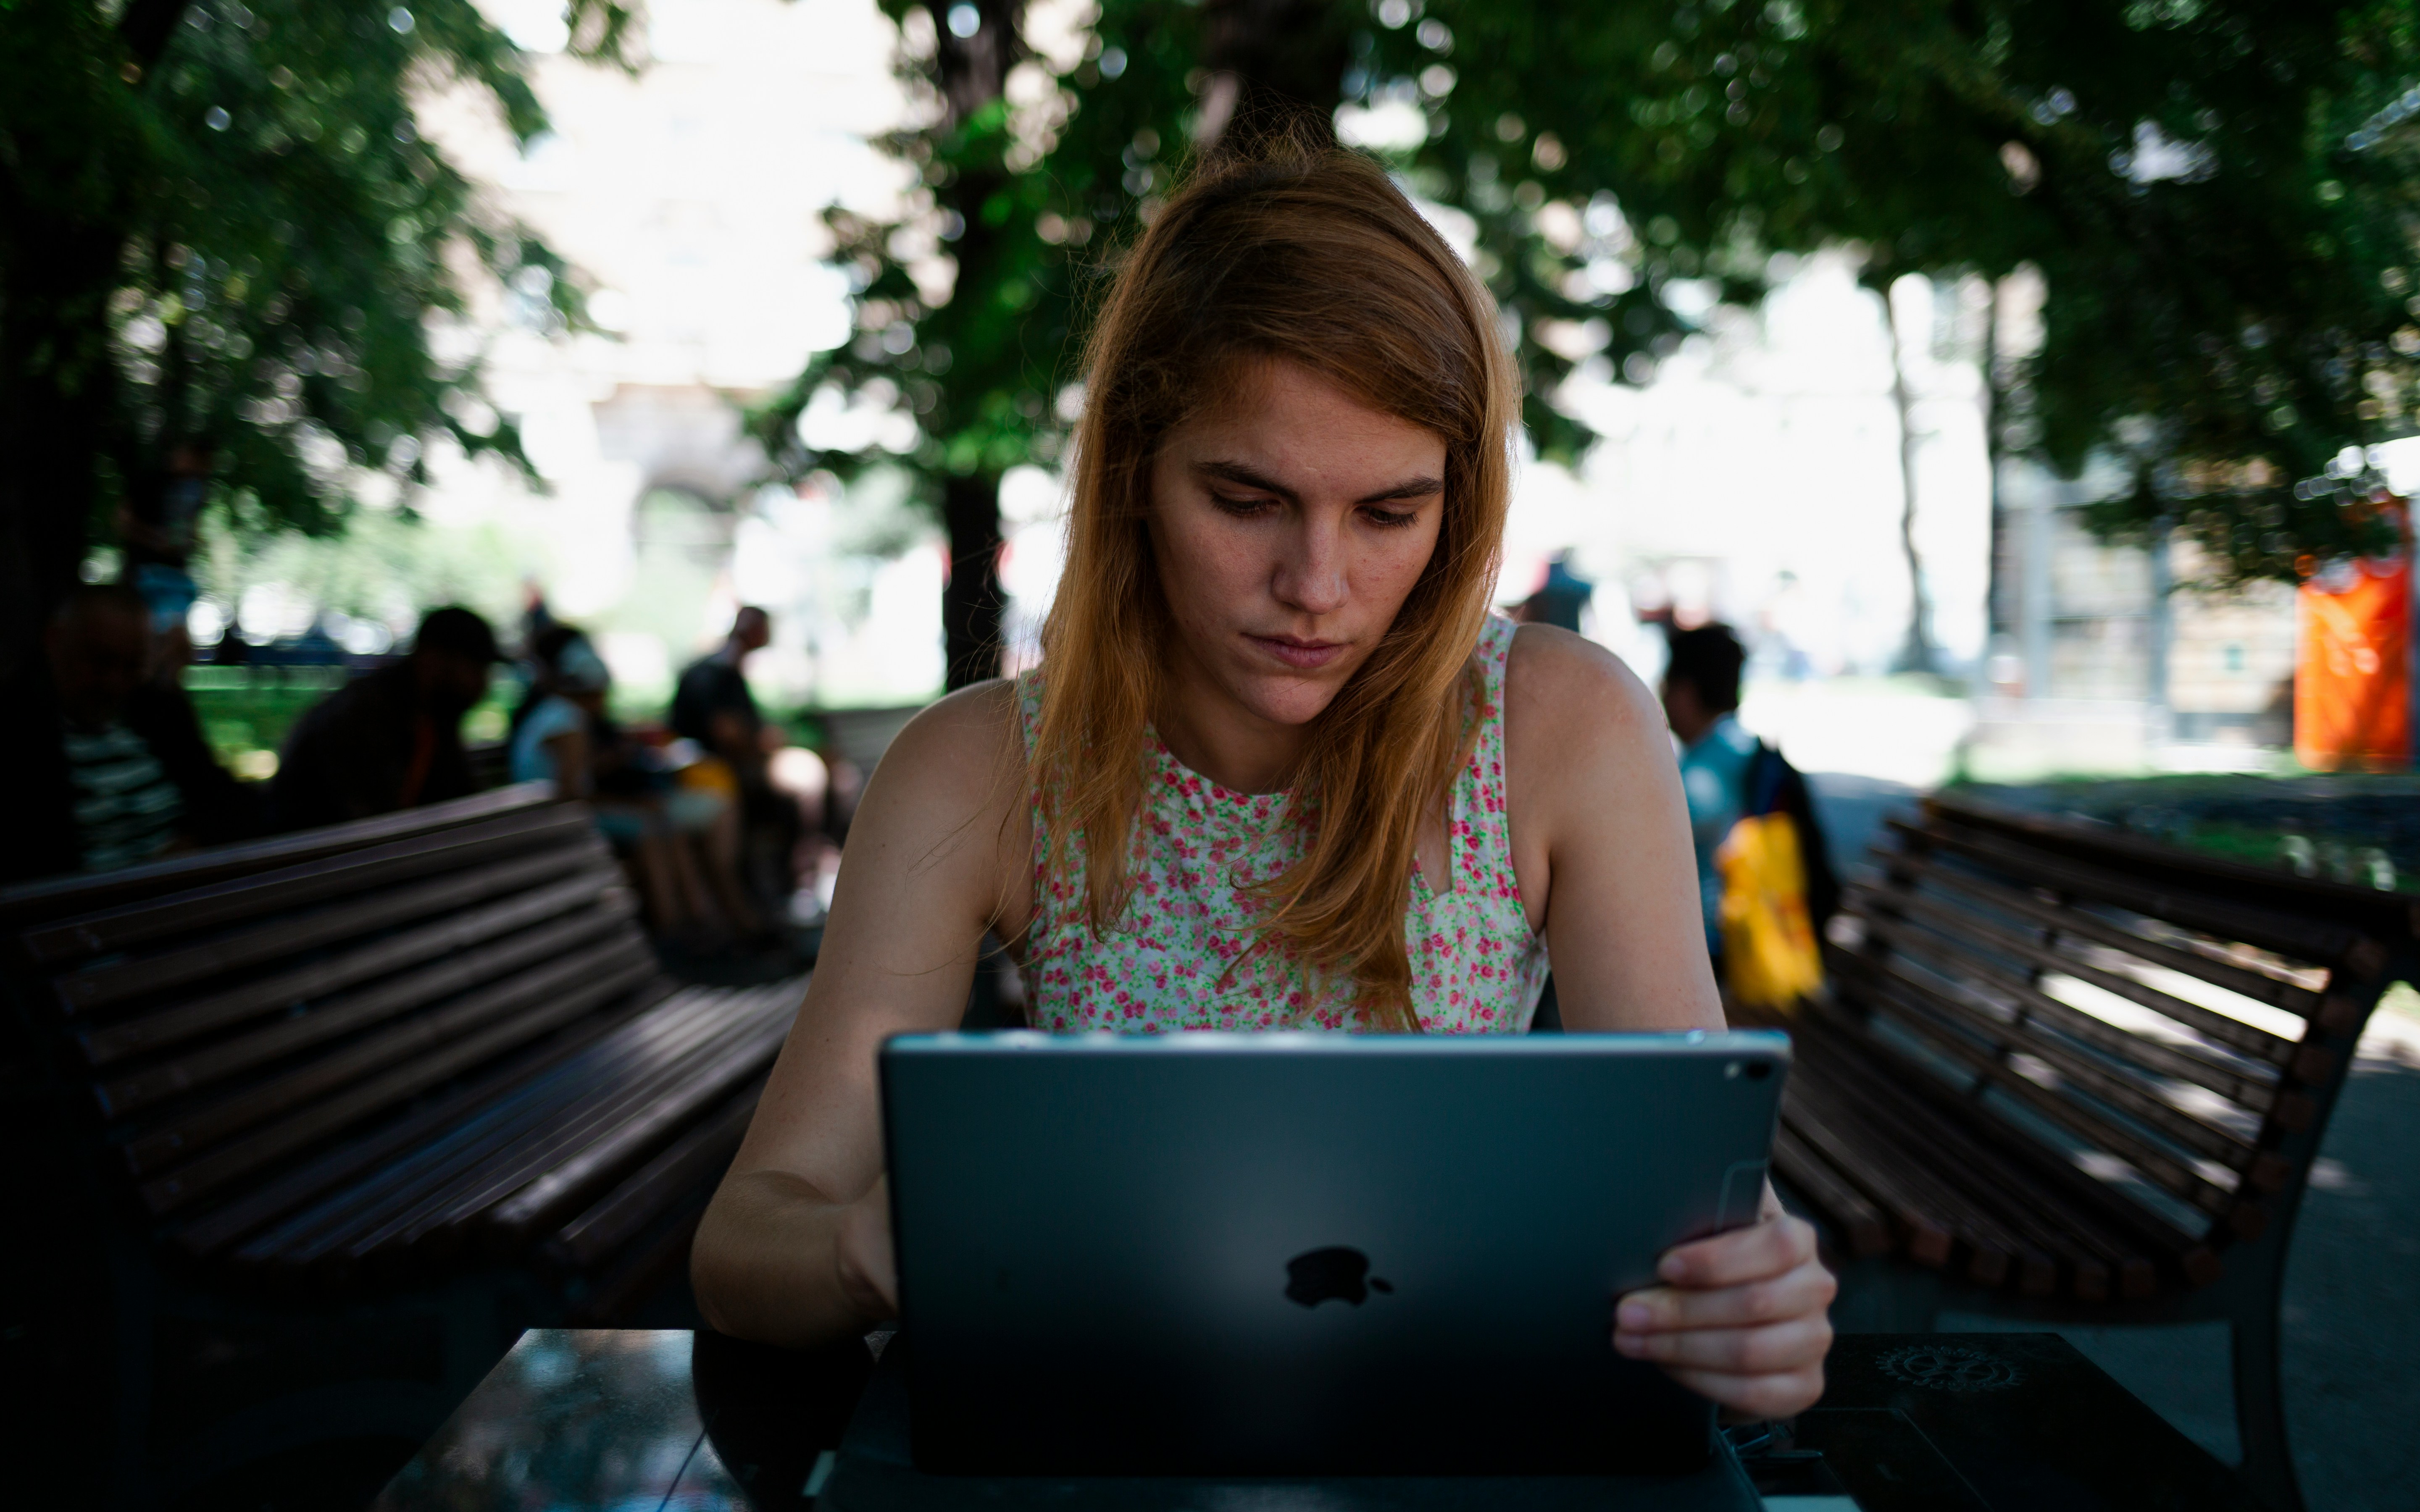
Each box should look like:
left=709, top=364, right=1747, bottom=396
left=1362, top=506, right=1420, bottom=529
left=1210, top=492, right=1276, bottom=517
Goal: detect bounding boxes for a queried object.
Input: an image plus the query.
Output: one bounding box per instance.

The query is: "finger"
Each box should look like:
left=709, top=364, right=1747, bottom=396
left=1661, top=1363, right=1828, bottom=1421
left=1616, top=1260, right=1838, bottom=1334
left=1614, top=1315, right=1833, bottom=1375
left=1656, top=1212, right=1819, bottom=1290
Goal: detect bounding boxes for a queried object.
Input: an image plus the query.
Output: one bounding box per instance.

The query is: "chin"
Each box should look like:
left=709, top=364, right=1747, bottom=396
left=1228, top=671, right=1347, bottom=728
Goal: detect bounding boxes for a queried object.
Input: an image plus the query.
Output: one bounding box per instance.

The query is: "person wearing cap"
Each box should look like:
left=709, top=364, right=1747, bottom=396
left=269, top=605, right=501, bottom=831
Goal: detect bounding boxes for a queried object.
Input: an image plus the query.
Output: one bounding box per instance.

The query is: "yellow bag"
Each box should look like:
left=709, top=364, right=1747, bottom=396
left=1715, top=812, right=1823, bottom=1010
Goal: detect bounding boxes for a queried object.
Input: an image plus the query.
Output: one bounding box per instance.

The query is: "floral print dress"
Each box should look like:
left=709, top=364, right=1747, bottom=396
left=1018, top=616, right=1549, bottom=1032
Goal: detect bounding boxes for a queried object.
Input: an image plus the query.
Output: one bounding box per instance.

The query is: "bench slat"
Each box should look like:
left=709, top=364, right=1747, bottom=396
left=1848, top=899, right=2280, bottom=1111
left=1845, top=913, right=2269, bottom=1171
left=1858, top=872, right=2301, bottom=1069
left=389, top=990, right=790, bottom=1259
left=96, top=898, right=637, bottom=1120
left=1783, top=1018, right=2138, bottom=1299
left=486, top=992, right=796, bottom=1242
left=228, top=1033, right=655, bottom=1269
left=1784, top=1066, right=2038, bottom=1289
left=1932, top=790, right=2416, bottom=949
left=20, top=802, right=588, bottom=967
left=1897, top=818, right=2372, bottom=971
left=235, top=987, right=744, bottom=1267
left=1794, top=994, right=2208, bottom=1293
left=1878, top=849, right=2326, bottom=1018
left=118, top=926, right=652, bottom=1176
left=1836, top=989, right=2218, bottom=1286
left=138, top=952, right=658, bottom=1216
left=56, top=838, right=606, bottom=1014
left=78, top=866, right=618, bottom=1065
left=1772, top=1074, right=1958, bottom=1268
left=287, top=988, right=757, bottom=1266
left=168, top=978, right=675, bottom=1260
left=544, top=1084, right=764, bottom=1270
left=1832, top=950, right=2241, bottom=1220
left=0, top=784, right=557, bottom=935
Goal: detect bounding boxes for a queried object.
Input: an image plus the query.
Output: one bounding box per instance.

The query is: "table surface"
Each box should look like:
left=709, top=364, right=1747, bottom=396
left=371, top=1330, right=2264, bottom=1511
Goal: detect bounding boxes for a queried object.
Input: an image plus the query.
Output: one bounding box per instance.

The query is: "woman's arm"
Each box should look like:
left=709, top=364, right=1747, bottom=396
left=1502, top=625, right=1720, bottom=1031
left=692, top=682, right=1029, bottom=1345
left=1503, top=625, right=1833, bottom=1419
left=542, top=722, right=592, bottom=800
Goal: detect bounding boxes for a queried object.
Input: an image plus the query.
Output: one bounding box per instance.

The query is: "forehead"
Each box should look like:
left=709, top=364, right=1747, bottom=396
left=1172, top=359, right=1444, bottom=470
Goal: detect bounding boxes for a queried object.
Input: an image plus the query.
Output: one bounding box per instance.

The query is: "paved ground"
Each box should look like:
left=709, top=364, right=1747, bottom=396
left=1804, top=774, right=2420, bottom=1511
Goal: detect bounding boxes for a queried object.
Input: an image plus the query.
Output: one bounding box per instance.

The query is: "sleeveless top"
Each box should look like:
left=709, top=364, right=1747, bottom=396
left=1017, top=616, right=1550, bottom=1032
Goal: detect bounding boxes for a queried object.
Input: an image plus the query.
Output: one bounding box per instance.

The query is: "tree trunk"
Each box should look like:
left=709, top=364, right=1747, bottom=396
left=0, top=182, right=122, bottom=686
left=1885, top=283, right=1939, bottom=677
left=1197, top=0, right=1355, bottom=148
left=0, top=2, right=193, bottom=683
left=923, top=0, right=1019, bottom=688
left=941, top=473, right=1006, bottom=688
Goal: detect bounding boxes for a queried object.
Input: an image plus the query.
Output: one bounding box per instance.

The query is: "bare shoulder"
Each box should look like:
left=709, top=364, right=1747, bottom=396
left=860, top=677, right=1023, bottom=814
left=835, top=676, right=1030, bottom=935
left=1502, top=622, right=1667, bottom=758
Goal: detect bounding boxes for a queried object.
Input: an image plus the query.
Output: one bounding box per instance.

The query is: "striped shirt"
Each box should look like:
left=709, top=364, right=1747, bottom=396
left=63, top=722, right=184, bottom=872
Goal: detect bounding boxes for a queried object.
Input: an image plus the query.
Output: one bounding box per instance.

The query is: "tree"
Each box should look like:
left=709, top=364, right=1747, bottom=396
left=1374, top=0, right=2420, bottom=588
left=757, top=0, right=2420, bottom=699
left=747, top=0, right=1665, bottom=690
left=0, top=0, right=631, bottom=681
left=750, top=0, right=1212, bottom=689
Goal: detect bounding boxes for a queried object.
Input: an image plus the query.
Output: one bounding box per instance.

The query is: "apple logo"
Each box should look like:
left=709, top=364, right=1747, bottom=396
left=1285, top=1246, right=1395, bottom=1307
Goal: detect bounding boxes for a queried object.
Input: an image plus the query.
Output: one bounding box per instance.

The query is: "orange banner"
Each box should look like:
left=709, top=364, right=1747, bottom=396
left=2296, top=556, right=2411, bottom=771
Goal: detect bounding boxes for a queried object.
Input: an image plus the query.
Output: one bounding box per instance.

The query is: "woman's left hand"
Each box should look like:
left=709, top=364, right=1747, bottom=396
left=1612, top=1186, right=1836, bottom=1419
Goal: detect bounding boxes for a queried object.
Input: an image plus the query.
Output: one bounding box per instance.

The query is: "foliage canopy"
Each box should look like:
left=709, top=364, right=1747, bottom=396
left=758, top=0, right=2420, bottom=616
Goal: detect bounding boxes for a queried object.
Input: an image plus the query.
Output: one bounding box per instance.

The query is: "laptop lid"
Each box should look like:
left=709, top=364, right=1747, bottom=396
left=880, top=1029, right=1789, bottom=1477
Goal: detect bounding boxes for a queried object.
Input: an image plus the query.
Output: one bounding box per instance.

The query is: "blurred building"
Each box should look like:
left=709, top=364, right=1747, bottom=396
left=1974, top=454, right=2298, bottom=778
left=409, top=0, right=942, bottom=706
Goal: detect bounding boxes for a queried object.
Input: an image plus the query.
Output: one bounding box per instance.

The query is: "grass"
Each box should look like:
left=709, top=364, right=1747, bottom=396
left=184, top=666, right=516, bottom=779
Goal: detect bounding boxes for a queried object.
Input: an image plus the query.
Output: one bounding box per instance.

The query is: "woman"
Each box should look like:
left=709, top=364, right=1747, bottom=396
left=694, top=137, right=1834, bottom=1421
left=511, top=627, right=754, bottom=945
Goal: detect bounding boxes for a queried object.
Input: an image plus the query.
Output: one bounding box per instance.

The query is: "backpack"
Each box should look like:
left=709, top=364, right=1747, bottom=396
left=1745, top=740, right=1840, bottom=933
left=1712, top=742, right=1839, bottom=1011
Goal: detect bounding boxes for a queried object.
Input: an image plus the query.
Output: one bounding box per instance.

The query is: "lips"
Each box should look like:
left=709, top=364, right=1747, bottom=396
left=1249, top=634, right=1349, bottom=671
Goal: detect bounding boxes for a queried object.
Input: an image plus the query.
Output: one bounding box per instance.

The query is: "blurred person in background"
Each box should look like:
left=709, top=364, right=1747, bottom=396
left=1662, top=624, right=1758, bottom=956
left=269, top=605, right=499, bottom=831
left=1512, top=549, right=1594, bottom=632
left=3, top=583, right=258, bottom=883
left=672, top=606, right=804, bottom=918
left=1660, top=622, right=1837, bottom=974
left=117, top=442, right=211, bottom=681
left=517, top=626, right=763, bottom=948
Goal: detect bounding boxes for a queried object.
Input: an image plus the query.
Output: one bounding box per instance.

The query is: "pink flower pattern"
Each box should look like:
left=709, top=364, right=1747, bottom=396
left=1020, top=617, right=1548, bottom=1032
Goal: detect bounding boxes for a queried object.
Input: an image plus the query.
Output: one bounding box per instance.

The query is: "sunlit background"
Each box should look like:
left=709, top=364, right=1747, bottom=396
left=164, top=0, right=2310, bottom=792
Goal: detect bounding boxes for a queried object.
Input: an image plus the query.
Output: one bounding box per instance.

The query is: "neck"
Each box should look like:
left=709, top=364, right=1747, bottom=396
left=1681, top=710, right=1731, bottom=747
left=1155, top=646, right=1309, bottom=796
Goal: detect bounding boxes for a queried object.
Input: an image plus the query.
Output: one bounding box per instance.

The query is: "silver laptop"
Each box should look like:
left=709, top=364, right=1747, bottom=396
left=879, top=1028, right=1789, bottom=1476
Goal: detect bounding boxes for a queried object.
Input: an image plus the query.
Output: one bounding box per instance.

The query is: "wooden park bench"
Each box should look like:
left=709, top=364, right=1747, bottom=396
left=0, top=785, right=803, bottom=1508
left=1739, top=790, right=2414, bottom=1512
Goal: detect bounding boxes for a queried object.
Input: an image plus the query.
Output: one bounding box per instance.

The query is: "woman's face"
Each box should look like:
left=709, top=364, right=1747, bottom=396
left=1147, top=360, right=1447, bottom=730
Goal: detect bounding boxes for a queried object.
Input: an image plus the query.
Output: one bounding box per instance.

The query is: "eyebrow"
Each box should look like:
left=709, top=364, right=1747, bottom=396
left=1194, top=459, right=1445, bottom=507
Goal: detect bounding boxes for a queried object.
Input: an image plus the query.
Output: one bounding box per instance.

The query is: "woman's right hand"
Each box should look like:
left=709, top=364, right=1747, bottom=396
left=834, top=1176, right=900, bottom=1325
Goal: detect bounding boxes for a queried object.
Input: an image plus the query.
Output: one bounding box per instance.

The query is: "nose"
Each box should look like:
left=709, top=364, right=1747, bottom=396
left=1271, top=509, right=1348, bottom=617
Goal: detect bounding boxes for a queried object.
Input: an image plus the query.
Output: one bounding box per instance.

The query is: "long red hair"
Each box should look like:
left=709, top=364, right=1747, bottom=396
left=1028, top=131, right=1519, bottom=1028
